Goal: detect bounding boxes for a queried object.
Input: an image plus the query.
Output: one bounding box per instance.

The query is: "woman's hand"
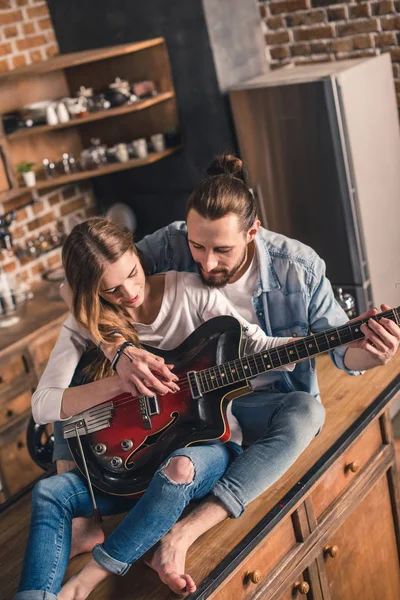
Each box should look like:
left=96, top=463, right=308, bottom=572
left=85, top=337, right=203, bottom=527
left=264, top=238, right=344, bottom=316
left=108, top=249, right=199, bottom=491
left=116, top=345, right=180, bottom=397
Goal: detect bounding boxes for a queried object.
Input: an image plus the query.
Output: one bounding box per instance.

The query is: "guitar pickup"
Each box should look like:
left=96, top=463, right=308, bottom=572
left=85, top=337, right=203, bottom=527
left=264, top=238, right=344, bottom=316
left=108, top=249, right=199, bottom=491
left=139, top=395, right=159, bottom=430
left=147, top=396, right=159, bottom=416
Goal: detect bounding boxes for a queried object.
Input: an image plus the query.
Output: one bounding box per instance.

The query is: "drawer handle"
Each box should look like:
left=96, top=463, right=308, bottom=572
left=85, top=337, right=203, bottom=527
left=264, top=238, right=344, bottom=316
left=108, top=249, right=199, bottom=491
left=294, top=581, right=310, bottom=595
left=6, top=409, right=14, bottom=418
left=17, top=441, right=25, bottom=450
left=245, top=570, right=262, bottom=584
left=324, top=544, right=339, bottom=558
left=345, top=461, right=360, bottom=473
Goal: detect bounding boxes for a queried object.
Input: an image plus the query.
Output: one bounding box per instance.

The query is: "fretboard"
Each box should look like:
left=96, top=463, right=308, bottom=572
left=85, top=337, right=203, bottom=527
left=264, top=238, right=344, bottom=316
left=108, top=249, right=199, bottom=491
left=195, top=306, right=400, bottom=394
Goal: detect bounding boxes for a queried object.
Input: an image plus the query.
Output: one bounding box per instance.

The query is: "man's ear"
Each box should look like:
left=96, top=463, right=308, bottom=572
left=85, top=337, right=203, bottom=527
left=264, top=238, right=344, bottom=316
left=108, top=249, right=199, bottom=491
left=247, top=219, right=261, bottom=243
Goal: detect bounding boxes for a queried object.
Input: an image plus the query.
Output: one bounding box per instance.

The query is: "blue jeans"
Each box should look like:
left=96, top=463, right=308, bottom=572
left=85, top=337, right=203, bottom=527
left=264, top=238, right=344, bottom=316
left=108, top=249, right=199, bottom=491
left=15, top=443, right=235, bottom=600
left=212, top=387, right=325, bottom=517
left=17, top=387, right=324, bottom=598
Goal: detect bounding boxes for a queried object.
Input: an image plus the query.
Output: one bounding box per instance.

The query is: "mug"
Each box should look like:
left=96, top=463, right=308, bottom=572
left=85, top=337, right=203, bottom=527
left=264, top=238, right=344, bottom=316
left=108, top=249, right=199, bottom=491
left=132, top=138, right=148, bottom=159
left=150, top=133, right=165, bottom=153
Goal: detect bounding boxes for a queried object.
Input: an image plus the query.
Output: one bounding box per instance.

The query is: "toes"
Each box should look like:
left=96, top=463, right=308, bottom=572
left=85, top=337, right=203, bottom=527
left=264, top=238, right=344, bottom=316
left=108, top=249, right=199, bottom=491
left=182, top=574, right=196, bottom=593
left=162, top=572, right=189, bottom=594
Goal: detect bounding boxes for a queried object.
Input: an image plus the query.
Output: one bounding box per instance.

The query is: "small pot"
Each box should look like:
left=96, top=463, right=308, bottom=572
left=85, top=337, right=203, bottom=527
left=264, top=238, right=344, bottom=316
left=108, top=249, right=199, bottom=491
left=22, top=171, right=36, bottom=187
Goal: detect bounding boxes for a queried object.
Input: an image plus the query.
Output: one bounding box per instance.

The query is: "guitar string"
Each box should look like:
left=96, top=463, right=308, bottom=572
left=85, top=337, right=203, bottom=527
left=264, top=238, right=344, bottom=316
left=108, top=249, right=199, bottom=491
left=108, top=307, right=399, bottom=412
left=110, top=306, right=399, bottom=408
left=87, top=307, right=400, bottom=419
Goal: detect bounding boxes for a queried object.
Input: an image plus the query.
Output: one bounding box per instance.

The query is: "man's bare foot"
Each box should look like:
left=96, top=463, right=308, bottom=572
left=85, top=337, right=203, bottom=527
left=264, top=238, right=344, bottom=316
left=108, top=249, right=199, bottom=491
left=144, top=531, right=196, bottom=594
left=70, top=518, right=105, bottom=559
left=59, top=559, right=110, bottom=600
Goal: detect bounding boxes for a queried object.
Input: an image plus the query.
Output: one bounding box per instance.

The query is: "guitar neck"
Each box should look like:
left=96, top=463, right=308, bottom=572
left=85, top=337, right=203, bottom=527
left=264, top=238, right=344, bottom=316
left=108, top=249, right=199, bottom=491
left=197, top=306, right=400, bottom=394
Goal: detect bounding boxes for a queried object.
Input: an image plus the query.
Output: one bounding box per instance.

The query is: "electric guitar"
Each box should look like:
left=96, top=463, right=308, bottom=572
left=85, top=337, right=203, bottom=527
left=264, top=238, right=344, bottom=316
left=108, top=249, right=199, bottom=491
left=63, top=307, right=400, bottom=497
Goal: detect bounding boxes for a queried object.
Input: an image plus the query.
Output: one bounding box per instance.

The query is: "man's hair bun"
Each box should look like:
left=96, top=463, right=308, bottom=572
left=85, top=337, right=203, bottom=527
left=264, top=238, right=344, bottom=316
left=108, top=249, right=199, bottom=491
left=206, top=153, right=246, bottom=183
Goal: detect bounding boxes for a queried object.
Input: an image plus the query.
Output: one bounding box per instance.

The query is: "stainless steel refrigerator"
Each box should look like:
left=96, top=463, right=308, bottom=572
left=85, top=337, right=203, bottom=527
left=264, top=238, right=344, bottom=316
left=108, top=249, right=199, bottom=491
left=229, top=54, right=400, bottom=314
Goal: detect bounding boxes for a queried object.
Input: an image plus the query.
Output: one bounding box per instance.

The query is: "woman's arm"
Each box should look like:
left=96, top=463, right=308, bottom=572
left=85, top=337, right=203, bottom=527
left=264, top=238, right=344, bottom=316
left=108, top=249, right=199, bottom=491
left=32, top=315, right=125, bottom=424
left=60, top=282, right=179, bottom=396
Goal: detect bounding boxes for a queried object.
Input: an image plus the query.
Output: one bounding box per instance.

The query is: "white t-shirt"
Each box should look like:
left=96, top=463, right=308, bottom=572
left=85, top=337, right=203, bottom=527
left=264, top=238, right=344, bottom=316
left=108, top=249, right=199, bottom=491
left=219, top=253, right=282, bottom=390
left=219, top=254, right=259, bottom=325
left=32, top=272, right=294, bottom=445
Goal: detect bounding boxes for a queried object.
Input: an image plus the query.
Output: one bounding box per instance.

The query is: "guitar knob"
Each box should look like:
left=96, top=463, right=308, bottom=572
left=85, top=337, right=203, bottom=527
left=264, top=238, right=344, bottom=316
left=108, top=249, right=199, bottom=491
left=93, top=443, right=107, bottom=456
left=121, top=439, right=134, bottom=451
left=110, top=456, right=123, bottom=469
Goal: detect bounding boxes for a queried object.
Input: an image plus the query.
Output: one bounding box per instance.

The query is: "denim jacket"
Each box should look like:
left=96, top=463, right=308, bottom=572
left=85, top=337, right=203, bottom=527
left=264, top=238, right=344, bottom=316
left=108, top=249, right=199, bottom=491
left=137, top=221, right=362, bottom=401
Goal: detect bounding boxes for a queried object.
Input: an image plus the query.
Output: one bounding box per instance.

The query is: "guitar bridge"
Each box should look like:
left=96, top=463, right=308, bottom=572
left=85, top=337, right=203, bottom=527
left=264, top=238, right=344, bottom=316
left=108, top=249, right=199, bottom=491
left=63, top=402, right=114, bottom=439
left=139, top=395, right=159, bottom=430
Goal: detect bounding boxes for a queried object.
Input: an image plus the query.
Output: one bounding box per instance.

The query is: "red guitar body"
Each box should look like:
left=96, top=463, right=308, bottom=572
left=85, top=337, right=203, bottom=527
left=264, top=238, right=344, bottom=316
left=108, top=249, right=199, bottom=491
left=65, top=316, right=251, bottom=497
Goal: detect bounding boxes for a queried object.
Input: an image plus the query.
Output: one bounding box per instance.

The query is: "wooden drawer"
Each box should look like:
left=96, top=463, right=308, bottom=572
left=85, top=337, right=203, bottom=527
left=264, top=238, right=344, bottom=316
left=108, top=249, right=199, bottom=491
left=0, top=353, right=29, bottom=393
left=210, top=515, right=297, bottom=600
left=311, top=419, right=382, bottom=520
left=0, top=390, right=32, bottom=431
left=29, top=326, right=60, bottom=378
left=0, top=428, right=43, bottom=496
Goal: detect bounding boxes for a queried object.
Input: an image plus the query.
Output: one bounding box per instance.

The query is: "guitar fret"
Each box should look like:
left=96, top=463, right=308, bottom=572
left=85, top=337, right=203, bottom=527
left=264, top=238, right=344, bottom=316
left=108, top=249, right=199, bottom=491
left=254, top=353, right=265, bottom=374
left=221, top=362, right=231, bottom=384
left=198, top=370, right=208, bottom=393
left=286, top=342, right=300, bottom=362
left=260, top=350, right=274, bottom=371
left=194, top=306, right=400, bottom=395
left=243, top=356, right=254, bottom=377
left=234, top=359, right=246, bottom=380
left=314, top=332, right=330, bottom=352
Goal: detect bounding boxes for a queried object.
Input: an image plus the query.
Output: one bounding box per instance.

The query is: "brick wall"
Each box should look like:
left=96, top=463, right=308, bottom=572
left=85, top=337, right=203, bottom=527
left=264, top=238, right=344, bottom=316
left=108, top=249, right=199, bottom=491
left=0, top=0, right=96, bottom=286
left=259, top=0, right=400, bottom=108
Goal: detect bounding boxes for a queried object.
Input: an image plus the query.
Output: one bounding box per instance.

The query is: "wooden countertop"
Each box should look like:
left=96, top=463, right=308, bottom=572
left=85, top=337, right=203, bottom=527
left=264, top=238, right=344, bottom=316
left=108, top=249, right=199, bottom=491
left=1, top=351, right=400, bottom=600
left=0, top=281, right=68, bottom=359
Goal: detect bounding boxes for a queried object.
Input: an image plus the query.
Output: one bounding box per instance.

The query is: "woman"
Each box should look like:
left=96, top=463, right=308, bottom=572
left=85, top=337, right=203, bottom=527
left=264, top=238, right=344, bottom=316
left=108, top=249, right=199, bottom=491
left=17, top=216, right=294, bottom=600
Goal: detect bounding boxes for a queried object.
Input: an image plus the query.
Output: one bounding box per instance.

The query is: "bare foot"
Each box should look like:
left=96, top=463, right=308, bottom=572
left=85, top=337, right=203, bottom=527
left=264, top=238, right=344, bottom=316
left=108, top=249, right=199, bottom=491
left=59, top=559, right=110, bottom=600
left=70, top=517, right=105, bottom=559
left=144, top=531, right=196, bottom=594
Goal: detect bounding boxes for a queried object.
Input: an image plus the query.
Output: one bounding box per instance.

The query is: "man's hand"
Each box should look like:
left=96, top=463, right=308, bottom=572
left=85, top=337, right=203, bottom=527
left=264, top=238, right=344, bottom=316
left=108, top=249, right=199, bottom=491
left=346, top=304, right=400, bottom=368
left=116, top=345, right=180, bottom=397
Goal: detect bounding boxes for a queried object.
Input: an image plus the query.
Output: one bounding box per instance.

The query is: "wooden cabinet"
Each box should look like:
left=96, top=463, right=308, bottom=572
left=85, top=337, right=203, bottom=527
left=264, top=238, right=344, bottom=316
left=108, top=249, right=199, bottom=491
left=322, top=474, right=400, bottom=600
left=0, top=38, right=181, bottom=212
left=1, top=355, right=400, bottom=599
left=0, top=318, right=63, bottom=503
left=207, top=399, right=400, bottom=600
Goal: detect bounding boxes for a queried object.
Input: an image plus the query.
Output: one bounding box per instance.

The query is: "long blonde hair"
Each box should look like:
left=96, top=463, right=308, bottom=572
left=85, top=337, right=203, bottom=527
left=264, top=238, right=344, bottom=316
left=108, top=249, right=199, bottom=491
left=62, top=217, right=141, bottom=379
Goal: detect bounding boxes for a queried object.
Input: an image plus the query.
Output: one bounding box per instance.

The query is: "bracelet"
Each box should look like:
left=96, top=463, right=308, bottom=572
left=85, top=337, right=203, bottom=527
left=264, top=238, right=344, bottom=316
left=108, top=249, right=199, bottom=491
left=111, top=341, right=137, bottom=372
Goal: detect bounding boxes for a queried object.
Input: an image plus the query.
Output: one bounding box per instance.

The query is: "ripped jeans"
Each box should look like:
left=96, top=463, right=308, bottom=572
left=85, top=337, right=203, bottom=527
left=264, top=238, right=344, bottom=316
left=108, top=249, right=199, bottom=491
left=15, top=442, right=237, bottom=600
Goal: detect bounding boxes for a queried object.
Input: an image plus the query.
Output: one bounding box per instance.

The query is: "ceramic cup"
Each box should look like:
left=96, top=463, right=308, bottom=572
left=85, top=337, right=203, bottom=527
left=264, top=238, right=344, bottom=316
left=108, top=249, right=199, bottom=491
left=150, top=133, right=165, bottom=153
left=115, top=143, right=129, bottom=163
left=132, top=138, right=148, bottom=159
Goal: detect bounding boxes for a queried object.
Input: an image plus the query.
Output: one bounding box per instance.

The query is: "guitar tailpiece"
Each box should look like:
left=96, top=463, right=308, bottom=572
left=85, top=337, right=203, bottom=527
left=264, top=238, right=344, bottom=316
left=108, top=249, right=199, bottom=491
left=75, top=423, right=103, bottom=524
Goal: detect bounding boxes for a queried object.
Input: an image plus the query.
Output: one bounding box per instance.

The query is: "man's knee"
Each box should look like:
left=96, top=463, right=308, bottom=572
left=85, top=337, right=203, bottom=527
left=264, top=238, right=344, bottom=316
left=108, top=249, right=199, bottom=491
left=295, top=392, right=325, bottom=434
left=163, top=456, right=194, bottom=484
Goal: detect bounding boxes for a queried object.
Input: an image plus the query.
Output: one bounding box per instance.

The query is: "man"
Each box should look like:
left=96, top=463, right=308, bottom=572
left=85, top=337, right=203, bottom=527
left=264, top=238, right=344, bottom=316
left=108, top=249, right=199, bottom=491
left=53, top=154, right=400, bottom=593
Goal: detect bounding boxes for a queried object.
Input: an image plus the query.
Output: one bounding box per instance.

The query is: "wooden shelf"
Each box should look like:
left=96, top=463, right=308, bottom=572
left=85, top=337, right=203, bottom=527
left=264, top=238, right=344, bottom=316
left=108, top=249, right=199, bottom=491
left=6, top=92, right=175, bottom=140
left=24, top=146, right=182, bottom=192
left=0, top=38, right=165, bottom=81
left=0, top=38, right=180, bottom=212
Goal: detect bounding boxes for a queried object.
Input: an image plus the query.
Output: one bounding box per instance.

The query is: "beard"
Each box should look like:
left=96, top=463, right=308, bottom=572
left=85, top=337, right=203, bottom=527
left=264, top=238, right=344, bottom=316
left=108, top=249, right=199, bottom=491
left=197, top=247, right=248, bottom=288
